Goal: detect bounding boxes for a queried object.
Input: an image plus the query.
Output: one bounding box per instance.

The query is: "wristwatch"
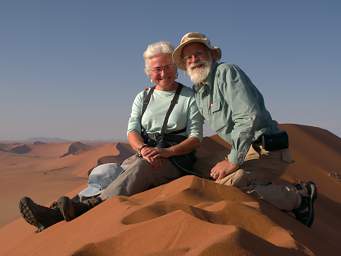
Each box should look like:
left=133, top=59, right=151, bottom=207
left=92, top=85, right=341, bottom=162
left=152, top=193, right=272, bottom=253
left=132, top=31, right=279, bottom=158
left=137, top=144, right=148, bottom=157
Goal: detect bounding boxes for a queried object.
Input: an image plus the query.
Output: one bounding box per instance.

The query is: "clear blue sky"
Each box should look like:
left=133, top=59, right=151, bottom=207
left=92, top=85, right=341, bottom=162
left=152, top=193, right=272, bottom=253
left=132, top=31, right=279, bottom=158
left=1, top=0, right=340, bottom=140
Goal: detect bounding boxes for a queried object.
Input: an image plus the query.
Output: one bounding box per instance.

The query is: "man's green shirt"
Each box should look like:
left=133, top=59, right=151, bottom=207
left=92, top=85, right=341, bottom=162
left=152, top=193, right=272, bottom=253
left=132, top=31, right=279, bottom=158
left=193, top=63, right=279, bottom=165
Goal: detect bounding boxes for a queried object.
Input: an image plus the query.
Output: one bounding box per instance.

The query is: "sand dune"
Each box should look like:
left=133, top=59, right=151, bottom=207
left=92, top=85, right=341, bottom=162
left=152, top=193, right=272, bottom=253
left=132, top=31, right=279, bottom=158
left=61, top=142, right=93, bottom=157
left=0, top=142, right=117, bottom=227
left=9, top=144, right=31, bottom=154
left=0, top=143, right=31, bottom=154
left=33, top=141, right=46, bottom=145
left=0, top=124, right=340, bottom=255
left=97, top=142, right=135, bottom=166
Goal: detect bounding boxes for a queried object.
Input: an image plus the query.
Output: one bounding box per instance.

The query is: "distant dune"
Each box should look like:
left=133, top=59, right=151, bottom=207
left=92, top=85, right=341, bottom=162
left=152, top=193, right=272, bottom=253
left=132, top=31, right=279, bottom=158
left=9, top=144, right=31, bottom=154
left=33, top=141, right=46, bottom=145
left=97, top=142, right=134, bottom=166
left=27, top=137, right=71, bottom=143
left=0, top=124, right=340, bottom=256
left=0, top=143, right=8, bottom=152
left=60, top=142, right=92, bottom=157
left=0, top=143, right=31, bottom=154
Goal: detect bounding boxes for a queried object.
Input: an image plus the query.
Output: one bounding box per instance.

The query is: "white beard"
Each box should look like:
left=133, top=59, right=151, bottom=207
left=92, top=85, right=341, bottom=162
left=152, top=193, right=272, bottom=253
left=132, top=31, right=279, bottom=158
left=186, top=59, right=212, bottom=85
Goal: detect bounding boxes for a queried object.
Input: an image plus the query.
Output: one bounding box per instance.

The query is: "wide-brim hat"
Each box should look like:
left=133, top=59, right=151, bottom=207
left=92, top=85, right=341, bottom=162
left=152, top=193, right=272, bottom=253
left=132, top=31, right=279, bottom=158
left=78, top=163, right=122, bottom=199
left=173, top=32, right=221, bottom=70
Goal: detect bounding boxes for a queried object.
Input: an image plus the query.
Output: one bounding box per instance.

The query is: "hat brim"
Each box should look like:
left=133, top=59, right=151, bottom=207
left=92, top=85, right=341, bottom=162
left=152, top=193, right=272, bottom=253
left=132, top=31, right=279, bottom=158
left=173, top=39, right=221, bottom=70
left=78, top=185, right=102, bottom=198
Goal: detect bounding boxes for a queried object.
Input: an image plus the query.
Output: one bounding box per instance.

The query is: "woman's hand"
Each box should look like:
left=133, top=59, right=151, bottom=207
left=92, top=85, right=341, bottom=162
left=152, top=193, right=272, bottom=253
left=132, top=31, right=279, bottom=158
left=141, top=146, right=157, bottom=158
left=140, top=146, right=167, bottom=168
left=153, top=147, right=173, bottom=158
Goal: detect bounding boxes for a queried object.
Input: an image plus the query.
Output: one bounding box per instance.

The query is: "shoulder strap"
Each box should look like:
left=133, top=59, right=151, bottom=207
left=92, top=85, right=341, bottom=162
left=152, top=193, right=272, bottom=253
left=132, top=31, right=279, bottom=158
left=140, top=86, right=155, bottom=132
left=160, top=84, right=183, bottom=137
left=141, top=86, right=155, bottom=118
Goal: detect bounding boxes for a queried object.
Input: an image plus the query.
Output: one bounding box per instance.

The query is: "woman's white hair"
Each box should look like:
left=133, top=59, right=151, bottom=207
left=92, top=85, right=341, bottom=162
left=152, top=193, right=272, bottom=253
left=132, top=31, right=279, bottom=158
left=143, top=41, right=174, bottom=75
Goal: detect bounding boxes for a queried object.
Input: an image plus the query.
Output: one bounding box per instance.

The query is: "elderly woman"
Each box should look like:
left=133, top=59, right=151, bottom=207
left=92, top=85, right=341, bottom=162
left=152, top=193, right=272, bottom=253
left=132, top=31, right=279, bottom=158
left=19, top=41, right=203, bottom=232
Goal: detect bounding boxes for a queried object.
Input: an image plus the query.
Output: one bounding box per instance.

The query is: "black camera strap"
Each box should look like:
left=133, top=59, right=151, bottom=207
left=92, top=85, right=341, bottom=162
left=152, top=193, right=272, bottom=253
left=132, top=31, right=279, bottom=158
left=140, top=83, right=184, bottom=137
left=141, top=86, right=155, bottom=117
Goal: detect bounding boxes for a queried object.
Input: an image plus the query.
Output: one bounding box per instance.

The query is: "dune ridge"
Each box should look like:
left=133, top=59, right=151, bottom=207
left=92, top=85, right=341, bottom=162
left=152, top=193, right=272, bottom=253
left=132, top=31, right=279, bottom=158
left=0, top=124, right=340, bottom=255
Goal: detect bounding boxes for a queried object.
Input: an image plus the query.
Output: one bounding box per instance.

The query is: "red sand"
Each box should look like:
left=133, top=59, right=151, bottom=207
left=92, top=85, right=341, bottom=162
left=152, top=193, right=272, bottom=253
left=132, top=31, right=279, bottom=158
left=0, top=124, right=340, bottom=256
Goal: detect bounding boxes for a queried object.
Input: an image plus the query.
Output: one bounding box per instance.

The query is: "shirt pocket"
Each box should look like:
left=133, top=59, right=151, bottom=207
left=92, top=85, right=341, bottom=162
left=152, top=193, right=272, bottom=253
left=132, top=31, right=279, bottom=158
left=208, top=101, right=227, bottom=132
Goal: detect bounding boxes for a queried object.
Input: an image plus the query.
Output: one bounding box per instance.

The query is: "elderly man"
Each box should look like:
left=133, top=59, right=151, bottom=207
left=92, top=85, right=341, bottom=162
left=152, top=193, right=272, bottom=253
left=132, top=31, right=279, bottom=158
left=173, top=32, right=317, bottom=227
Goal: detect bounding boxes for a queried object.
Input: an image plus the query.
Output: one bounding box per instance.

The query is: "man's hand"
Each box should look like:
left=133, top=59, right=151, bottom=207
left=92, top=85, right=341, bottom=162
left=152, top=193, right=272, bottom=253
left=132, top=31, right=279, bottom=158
left=210, top=159, right=239, bottom=181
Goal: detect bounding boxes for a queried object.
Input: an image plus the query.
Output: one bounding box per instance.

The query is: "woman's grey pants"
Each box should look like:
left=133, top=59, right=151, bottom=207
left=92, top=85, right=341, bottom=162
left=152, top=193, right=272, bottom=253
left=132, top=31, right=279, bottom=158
left=100, top=154, right=183, bottom=200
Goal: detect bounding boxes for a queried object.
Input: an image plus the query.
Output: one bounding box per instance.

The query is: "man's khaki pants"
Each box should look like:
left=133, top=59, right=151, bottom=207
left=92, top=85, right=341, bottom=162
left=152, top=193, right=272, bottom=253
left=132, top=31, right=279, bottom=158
left=217, top=146, right=301, bottom=211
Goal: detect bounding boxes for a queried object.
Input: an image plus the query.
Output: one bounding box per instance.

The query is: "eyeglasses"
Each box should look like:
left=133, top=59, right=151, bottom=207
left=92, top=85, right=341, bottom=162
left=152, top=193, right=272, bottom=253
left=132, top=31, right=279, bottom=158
left=183, top=51, right=205, bottom=62
left=150, top=63, right=175, bottom=74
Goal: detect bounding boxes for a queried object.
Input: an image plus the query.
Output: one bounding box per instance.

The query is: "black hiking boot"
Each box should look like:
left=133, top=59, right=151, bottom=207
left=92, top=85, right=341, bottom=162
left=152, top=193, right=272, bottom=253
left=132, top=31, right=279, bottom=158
left=293, top=181, right=317, bottom=227
left=19, top=197, right=63, bottom=232
left=57, top=196, right=102, bottom=221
